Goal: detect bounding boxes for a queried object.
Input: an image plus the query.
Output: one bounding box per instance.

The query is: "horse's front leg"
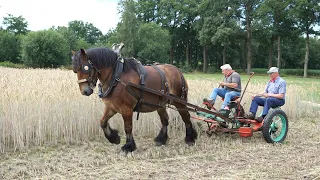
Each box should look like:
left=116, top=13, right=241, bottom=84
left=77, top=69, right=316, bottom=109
left=154, top=107, right=169, bottom=146
left=100, top=106, right=120, bottom=144
left=121, top=110, right=136, bottom=152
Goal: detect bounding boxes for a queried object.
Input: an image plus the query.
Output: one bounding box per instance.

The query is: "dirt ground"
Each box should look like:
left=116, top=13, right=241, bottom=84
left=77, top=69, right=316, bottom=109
left=1, top=118, right=320, bottom=180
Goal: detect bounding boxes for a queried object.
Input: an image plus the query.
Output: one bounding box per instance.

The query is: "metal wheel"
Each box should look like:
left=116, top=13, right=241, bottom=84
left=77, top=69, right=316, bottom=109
left=262, top=109, right=288, bottom=143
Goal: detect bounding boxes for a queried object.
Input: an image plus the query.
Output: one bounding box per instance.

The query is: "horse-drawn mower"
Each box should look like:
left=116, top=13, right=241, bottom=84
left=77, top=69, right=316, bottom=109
left=196, top=100, right=288, bottom=143
left=192, top=72, right=288, bottom=143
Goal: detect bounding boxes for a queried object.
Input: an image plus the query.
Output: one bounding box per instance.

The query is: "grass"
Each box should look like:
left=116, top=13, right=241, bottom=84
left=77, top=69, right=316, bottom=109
left=0, top=67, right=320, bottom=179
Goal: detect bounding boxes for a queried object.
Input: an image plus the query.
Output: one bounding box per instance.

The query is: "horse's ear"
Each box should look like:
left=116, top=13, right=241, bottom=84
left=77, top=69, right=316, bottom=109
left=71, top=50, right=76, bottom=56
left=80, top=49, right=88, bottom=61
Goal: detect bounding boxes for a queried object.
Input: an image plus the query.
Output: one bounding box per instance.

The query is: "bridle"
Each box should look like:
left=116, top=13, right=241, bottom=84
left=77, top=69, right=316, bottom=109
left=77, top=59, right=100, bottom=90
left=75, top=44, right=125, bottom=97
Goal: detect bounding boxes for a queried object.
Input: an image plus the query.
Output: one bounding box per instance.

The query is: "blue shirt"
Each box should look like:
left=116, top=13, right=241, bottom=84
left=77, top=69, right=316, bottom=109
left=264, top=76, right=286, bottom=99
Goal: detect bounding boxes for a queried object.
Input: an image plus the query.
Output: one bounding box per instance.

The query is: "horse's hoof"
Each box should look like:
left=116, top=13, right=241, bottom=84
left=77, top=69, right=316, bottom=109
left=185, top=139, right=195, bottom=146
left=155, top=141, right=165, bottom=146
left=112, top=135, right=121, bottom=145
left=121, top=143, right=136, bottom=152
left=154, top=135, right=168, bottom=146
left=107, top=131, right=120, bottom=144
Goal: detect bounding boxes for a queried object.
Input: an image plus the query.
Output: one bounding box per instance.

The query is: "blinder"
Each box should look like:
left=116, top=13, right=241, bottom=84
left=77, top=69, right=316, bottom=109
left=77, top=60, right=99, bottom=89
left=81, top=62, right=93, bottom=74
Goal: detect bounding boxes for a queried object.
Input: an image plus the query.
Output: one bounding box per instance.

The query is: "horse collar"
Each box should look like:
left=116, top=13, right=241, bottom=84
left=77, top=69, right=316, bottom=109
left=98, top=57, right=124, bottom=98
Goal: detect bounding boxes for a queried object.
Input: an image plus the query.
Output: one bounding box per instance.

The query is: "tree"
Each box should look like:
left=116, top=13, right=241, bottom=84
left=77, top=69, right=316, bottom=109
left=309, top=37, right=320, bottom=69
left=136, top=23, right=170, bottom=63
left=52, top=26, right=77, bottom=50
left=118, top=0, right=140, bottom=57
left=2, top=14, right=29, bottom=35
left=0, top=30, right=21, bottom=63
left=256, top=0, right=294, bottom=68
left=197, top=0, right=242, bottom=72
left=290, top=0, right=320, bottom=77
left=68, top=20, right=103, bottom=44
left=21, top=30, right=69, bottom=68
left=240, top=0, right=263, bottom=74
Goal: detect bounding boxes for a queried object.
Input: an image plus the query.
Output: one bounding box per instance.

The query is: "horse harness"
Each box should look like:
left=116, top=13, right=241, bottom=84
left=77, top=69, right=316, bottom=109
left=77, top=51, right=187, bottom=120
left=98, top=56, right=124, bottom=98
left=125, top=64, right=169, bottom=119
left=77, top=60, right=100, bottom=90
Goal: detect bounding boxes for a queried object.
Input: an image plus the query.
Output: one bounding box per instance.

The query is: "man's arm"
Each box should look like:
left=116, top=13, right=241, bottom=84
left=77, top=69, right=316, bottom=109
left=262, top=93, right=284, bottom=99
left=219, top=82, right=238, bottom=89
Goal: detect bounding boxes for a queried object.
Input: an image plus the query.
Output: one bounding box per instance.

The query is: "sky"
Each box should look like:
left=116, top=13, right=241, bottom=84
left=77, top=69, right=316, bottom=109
left=0, top=0, right=121, bottom=34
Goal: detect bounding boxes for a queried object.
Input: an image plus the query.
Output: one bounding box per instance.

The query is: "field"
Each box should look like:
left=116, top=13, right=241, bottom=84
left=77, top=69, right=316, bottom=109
left=1, top=67, right=320, bottom=179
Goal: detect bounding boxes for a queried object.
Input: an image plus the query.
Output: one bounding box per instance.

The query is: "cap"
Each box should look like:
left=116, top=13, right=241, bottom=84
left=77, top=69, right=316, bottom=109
left=220, top=64, right=232, bottom=70
left=267, top=67, right=279, bottom=74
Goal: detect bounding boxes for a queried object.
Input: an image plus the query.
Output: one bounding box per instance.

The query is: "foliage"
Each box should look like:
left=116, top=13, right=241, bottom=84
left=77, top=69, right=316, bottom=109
left=118, top=0, right=140, bottom=57
left=21, top=30, right=69, bottom=68
left=0, top=0, right=320, bottom=76
left=2, top=14, right=29, bottom=35
left=290, top=0, right=320, bottom=77
left=250, top=68, right=320, bottom=77
left=136, top=23, right=170, bottom=64
left=68, top=20, right=103, bottom=44
left=0, top=30, right=22, bottom=63
left=0, top=61, right=25, bottom=68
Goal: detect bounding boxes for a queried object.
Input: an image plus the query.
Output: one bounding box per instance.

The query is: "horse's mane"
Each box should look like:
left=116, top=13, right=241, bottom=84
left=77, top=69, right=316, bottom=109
left=85, top=47, right=138, bottom=73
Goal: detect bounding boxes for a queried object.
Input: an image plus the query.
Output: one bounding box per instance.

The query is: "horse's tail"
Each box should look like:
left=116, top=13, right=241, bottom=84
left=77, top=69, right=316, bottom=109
left=178, top=69, right=188, bottom=101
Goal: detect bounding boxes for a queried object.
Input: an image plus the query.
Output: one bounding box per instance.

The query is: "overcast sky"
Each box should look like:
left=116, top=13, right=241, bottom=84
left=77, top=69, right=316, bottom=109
left=0, top=0, right=121, bottom=34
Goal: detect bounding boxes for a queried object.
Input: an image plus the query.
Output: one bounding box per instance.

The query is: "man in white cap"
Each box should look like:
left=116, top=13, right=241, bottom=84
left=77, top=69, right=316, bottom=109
left=204, top=64, right=242, bottom=115
left=246, top=67, right=286, bottom=122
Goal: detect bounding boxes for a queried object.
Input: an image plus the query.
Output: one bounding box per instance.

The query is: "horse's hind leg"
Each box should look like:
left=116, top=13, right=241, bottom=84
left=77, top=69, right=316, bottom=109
left=100, top=106, right=120, bottom=144
left=154, top=107, right=169, bottom=146
left=173, top=102, right=197, bottom=145
left=121, top=111, right=136, bottom=152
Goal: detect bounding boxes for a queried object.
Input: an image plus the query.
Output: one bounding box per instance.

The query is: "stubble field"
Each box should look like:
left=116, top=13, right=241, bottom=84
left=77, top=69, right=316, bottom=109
left=0, top=67, right=320, bottom=179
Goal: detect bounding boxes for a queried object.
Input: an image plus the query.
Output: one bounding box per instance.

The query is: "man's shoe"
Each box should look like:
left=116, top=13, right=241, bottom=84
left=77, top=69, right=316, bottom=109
left=203, top=98, right=214, bottom=110
left=256, top=116, right=264, bottom=123
left=203, top=98, right=214, bottom=105
left=245, top=112, right=255, bottom=120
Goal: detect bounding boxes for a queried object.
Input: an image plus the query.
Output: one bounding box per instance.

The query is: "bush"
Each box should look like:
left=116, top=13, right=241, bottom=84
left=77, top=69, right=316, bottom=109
left=179, top=64, right=194, bottom=73
left=0, top=61, right=25, bottom=68
left=21, top=30, right=69, bottom=68
left=250, top=68, right=320, bottom=77
left=0, top=31, right=21, bottom=63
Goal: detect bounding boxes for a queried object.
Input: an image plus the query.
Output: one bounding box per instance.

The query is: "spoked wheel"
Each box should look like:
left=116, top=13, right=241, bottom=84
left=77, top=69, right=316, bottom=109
left=262, top=109, right=288, bottom=143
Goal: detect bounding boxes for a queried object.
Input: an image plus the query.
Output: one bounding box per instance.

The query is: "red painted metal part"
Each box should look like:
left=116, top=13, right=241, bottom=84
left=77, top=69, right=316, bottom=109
left=191, top=114, right=264, bottom=138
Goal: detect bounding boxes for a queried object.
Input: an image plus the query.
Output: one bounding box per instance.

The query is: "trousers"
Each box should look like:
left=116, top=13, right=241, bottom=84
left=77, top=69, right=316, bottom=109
left=209, top=88, right=241, bottom=109
left=249, top=97, right=285, bottom=116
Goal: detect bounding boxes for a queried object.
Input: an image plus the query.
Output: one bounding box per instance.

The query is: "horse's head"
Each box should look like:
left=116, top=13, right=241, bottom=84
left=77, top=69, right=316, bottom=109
left=71, top=49, right=98, bottom=96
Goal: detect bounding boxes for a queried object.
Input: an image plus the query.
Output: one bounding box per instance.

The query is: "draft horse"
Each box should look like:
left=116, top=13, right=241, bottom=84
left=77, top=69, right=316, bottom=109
left=71, top=47, right=197, bottom=152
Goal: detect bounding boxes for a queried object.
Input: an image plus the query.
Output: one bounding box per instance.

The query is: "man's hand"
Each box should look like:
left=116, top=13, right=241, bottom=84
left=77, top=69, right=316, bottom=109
left=251, top=92, right=264, bottom=100
left=219, top=81, right=225, bottom=87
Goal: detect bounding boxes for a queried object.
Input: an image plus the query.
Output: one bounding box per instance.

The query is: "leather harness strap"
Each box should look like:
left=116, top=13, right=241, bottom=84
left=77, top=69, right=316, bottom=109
left=151, top=65, right=169, bottom=98
left=98, top=57, right=124, bottom=98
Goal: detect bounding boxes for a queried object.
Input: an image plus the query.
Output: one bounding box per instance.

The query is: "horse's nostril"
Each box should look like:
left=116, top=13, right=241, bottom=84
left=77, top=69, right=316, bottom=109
left=83, top=89, right=91, bottom=96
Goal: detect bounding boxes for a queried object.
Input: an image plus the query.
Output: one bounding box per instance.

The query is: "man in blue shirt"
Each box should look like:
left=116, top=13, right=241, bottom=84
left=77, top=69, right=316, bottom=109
left=246, top=67, right=286, bottom=122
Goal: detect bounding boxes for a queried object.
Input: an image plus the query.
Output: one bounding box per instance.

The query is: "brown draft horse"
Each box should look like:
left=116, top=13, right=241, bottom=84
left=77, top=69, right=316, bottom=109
left=71, top=47, right=197, bottom=152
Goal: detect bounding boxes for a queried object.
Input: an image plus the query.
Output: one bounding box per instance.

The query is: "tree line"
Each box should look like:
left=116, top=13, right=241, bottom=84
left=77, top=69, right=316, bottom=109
left=0, top=0, right=319, bottom=77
